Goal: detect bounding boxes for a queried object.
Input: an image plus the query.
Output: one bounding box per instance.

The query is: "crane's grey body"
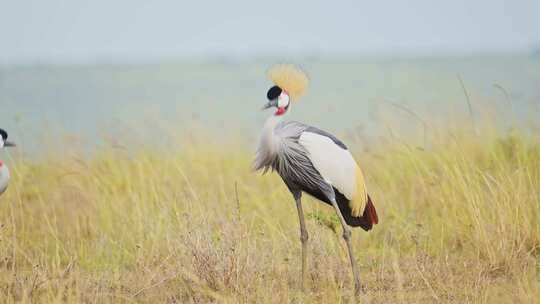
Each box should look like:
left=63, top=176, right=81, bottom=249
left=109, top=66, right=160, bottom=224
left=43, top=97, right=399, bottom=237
left=255, top=113, right=367, bottom=294
left=254, top=115, right=374, bottom=228
left=254, top=117, right=334, bottom=197
left=0, top=128, right=15, bottom=197
left=0, top=164, right=9, bottom=195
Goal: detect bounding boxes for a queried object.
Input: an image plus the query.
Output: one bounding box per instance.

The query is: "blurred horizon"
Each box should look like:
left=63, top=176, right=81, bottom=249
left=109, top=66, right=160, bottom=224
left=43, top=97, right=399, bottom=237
left=2, top=57, right=539, bottom=156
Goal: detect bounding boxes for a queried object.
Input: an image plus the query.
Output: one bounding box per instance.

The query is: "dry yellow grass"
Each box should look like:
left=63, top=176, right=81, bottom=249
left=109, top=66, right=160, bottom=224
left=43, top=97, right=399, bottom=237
left=0, top=126, right=539, bottom=303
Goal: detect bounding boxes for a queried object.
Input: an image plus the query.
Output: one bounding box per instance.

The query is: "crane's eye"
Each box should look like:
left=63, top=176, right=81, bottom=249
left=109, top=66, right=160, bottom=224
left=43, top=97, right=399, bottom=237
left=267, top=85, right=282, bottom=100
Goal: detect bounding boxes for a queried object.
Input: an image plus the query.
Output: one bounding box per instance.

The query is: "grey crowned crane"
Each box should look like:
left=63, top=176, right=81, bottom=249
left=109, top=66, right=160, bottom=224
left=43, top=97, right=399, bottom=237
left=0, top=128, right=15, bottom=196
left=253, top=64, right=378, bottom=295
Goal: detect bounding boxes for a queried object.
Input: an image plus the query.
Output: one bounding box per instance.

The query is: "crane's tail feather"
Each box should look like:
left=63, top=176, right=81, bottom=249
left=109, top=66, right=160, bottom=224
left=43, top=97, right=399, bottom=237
left=365, top=195, right=378, bottom=225
left=342, top=194, right=378, bottom=231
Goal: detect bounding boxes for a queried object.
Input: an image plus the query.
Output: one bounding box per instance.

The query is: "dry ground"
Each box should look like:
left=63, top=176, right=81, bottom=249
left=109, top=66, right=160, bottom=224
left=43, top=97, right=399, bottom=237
left=0, top=127, right=539, bottom=303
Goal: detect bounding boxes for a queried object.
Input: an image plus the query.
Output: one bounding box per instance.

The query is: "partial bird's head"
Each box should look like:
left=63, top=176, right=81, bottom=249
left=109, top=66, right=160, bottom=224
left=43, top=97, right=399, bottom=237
left=263, top=64, right=309, bottom=116
left=0, top=129, right=15, bottom=149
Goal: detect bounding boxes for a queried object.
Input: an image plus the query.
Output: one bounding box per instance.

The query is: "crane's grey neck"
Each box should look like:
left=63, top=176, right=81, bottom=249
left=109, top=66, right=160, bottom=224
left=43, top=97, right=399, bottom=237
left=253, top=112, right=286, bottom=172
left=254, top=109, right=312, bottom=175
left=261, top=111, right=288, bottom=154
left=253, top=111, right=325, bottom=193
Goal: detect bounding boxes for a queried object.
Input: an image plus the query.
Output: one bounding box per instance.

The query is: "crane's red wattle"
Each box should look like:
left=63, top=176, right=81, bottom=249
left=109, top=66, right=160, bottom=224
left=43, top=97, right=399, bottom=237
left=275, top=107, right=286, bottom=116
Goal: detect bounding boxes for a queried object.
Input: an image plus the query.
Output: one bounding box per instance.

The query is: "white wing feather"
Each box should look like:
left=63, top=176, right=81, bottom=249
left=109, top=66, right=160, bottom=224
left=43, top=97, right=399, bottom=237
left=298, top=131, right=357, bottom=200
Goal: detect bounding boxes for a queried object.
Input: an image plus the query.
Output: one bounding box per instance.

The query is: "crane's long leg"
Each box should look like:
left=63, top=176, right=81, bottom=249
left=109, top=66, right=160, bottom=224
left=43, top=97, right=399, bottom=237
left=329, top=198, right=362, bottom=296
left=294, top=193, right=309, bottom=291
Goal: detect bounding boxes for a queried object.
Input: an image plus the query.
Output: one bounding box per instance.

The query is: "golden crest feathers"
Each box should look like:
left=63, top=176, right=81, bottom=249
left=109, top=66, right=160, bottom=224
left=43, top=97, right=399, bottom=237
left=267, top=64, right=309, bottom=101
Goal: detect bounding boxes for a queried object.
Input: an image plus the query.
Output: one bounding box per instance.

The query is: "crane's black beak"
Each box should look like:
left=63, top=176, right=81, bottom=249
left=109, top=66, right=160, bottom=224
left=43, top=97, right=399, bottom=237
left=4, top=141, right=15, bottom=147
left=262, top=99, right=277, bottom=110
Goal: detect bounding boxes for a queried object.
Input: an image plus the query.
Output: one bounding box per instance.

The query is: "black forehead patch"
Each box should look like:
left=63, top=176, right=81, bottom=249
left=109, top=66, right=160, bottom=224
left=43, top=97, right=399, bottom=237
left=0, top=129, right=7, bottom=141
left=267, top=85, right=282, bottom=100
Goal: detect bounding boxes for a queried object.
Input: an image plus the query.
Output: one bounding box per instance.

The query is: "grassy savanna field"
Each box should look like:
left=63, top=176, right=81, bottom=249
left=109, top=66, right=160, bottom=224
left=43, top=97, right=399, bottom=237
left=0, top=120, right=539, bottom=303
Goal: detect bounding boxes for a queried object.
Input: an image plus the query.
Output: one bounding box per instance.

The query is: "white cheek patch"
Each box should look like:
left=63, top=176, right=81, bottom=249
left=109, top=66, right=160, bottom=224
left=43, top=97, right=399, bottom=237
left=277, top=92, right=290, bottom=108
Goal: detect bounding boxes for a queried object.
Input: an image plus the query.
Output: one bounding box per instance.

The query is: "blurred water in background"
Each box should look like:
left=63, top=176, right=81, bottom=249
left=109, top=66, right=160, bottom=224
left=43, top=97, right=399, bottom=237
left=1, top=56, right=539, bottom=155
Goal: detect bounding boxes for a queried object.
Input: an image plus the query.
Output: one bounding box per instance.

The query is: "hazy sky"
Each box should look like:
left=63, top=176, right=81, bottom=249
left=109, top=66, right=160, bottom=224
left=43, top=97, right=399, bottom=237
left=1, top=0, right=539, bottom=64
